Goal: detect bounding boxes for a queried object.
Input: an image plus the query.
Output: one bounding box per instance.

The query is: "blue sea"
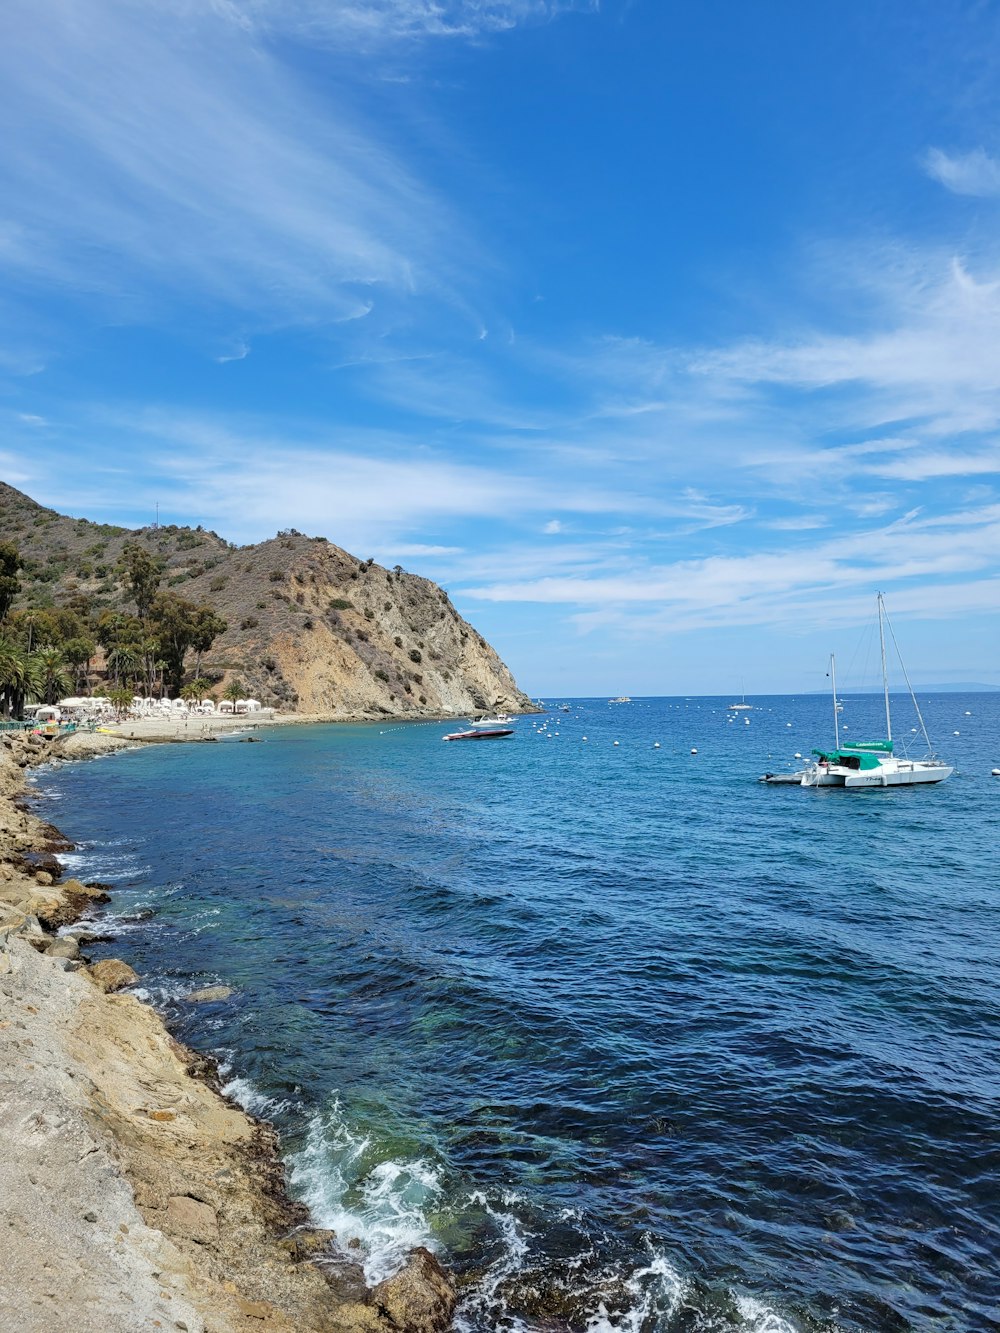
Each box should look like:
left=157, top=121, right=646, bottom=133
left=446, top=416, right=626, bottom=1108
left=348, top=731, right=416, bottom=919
left=34, top=694, right=1000, bottom=1333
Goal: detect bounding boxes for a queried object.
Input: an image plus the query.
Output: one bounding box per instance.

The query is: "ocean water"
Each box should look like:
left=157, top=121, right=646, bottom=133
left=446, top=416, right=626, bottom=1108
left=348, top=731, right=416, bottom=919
left=35, top=694, right=1000, bottom=1333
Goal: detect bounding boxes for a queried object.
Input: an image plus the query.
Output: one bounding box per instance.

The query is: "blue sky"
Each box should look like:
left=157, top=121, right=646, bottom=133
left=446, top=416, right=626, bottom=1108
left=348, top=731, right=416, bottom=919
left=2, top=0, right=999, bottom=695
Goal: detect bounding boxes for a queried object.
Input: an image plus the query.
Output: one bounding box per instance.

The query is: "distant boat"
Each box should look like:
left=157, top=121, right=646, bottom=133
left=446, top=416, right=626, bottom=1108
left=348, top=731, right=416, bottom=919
left=609, top=696, right=631, bottom=704
left=729, top=682, right=752, bottom=711
left=800, top=595, right=953, bottom=789
left=468, top=713, right=513, bottom=729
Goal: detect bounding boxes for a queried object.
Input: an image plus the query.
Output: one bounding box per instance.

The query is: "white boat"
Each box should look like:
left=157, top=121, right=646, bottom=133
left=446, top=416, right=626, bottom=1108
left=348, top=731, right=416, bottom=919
left=800, top=595, right=953, bottom=789
left=728, top=682, right=752, bottom=711
left=467, top=713, right=513, bottom=730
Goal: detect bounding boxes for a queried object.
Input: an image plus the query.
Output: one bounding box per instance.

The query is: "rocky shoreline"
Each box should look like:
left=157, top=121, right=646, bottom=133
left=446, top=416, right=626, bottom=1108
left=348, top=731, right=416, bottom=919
left=0, top=727, right=457, bottom=1333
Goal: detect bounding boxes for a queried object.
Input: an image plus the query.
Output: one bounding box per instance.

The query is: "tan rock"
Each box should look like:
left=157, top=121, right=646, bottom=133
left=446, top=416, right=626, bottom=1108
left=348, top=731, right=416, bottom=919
left=234, top=1294, right=273, bottom=1319
left=370, top=1247, right=457, bottom=1333
left=88, top=958, right=138, bottom=992
left=166, top=1195, right=219, bottom=1243
left=276, top=1228, right=335, bottom=1262
left=46, top=937, right=80, bottom=960
left=61, top=876, right=111, bottom=901
left=34, top=869, right=54, bottom=886
left=28, top=895, right=62, bottom=923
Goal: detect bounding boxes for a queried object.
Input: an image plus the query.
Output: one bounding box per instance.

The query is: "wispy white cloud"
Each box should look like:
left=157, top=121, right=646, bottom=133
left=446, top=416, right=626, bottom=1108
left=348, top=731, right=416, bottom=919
left=237, top=0, right=596, bottom=45
left=923, top=147, right=1000, bottom=197
left=462, top=506, right=1000, bottom=632
left=0, top=449, right=36, bottom=485
left=687, top=255, right=1000, bottom=412
left=0, top=0, right=478, bottom=332
left=765, top=515, right=828, bottom=531
left=373, top=542, right=464, bottom=559
left=34, top=404, right=751, bottom=548
left=215, top=340, right=251, bottom=364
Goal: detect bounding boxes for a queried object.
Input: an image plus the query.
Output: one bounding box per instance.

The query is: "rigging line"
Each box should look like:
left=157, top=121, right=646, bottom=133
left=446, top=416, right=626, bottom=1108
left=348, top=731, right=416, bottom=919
left=883, top=604, right=934, bottom=756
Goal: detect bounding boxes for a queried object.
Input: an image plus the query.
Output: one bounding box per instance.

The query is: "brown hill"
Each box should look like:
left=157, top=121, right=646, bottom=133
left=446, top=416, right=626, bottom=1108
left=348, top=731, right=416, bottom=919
left=0, top=482, right=533, bottom=718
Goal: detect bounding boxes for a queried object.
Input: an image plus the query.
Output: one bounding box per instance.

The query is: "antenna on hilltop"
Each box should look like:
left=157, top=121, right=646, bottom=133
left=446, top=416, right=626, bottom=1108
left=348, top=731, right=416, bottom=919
left=154, top=501, right=159, bottom=530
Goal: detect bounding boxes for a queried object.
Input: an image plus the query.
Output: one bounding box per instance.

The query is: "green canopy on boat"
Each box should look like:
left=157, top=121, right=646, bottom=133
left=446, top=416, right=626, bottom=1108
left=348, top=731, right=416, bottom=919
left=811, top=748, right=882, bottom=770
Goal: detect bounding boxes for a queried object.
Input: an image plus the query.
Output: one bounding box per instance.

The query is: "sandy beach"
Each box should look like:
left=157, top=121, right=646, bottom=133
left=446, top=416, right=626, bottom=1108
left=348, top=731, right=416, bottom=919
left=0, top=726, right=456, bottom=1333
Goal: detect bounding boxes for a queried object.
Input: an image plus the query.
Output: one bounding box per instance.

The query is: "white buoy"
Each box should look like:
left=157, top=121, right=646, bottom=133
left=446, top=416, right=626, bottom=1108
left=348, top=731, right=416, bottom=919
left=954, top=730, right=960, bottom=735
left=582, top=736, right=588, bottom=741
left=613, top=740, right=619, bottom=746
left=786, top=722, right=792, bottom=727
left=744, top=717, right=750, bottom=724
left=965, top=711, right=971, bottom=716
left=690, top=747, right=697, bottom=754
left=653, top=742, right=661, bottom=748
left=992, top=768, right=1000, bottom=777
left=794, top=753, right=802, bottom=759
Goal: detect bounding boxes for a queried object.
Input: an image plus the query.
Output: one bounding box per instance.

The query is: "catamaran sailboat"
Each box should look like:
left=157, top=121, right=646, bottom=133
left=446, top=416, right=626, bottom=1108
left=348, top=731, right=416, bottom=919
left=800, top=594, right=953, bottom=789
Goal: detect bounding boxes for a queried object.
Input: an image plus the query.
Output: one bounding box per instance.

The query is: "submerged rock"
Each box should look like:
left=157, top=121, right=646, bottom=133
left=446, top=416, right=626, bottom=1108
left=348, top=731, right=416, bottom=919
left=185, top=985, right=235, bottom=1003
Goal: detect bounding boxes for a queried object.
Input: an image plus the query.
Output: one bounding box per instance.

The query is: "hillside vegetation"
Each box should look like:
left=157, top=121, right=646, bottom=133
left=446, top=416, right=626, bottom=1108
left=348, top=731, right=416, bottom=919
left=0, top=482, right=532, bottom=718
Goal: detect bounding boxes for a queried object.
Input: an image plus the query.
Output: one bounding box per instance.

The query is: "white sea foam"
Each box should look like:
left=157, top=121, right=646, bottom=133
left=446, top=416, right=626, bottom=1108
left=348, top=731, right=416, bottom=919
left=287, top=1100, right=442, bottom=1285
left=96, top=913, right=161, bottom=936
left=734, top=1295, right=801, bottom=1333
left=130, top=978, right=199, bottom=1005
left=583, top=1253, right=685, bottom=1333
left=454, top=1187, right=532, bottom=1327
left=57, top=846, right=148, bottom=880
left=220, top=1073, right=292, bottom=1119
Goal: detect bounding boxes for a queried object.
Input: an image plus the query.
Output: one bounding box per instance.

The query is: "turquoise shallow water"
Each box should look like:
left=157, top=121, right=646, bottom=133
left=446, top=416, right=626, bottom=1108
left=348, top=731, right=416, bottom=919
left=36, top=694, right=1000, bottom=1333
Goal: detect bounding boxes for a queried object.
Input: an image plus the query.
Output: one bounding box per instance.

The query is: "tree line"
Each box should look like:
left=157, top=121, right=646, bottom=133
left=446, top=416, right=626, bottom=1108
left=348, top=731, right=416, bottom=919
left=0, top=539, right=228, bottom=719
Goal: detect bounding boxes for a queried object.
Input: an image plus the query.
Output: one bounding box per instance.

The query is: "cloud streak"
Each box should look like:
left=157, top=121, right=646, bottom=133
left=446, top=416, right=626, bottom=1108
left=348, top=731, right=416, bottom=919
left=238, top=0, right=596, bottom=44
left=461, top=506, right=1000, bottom=632
left=923, top=147, right=1000, bottom=197
left=0, top=0, right=476, bottom=330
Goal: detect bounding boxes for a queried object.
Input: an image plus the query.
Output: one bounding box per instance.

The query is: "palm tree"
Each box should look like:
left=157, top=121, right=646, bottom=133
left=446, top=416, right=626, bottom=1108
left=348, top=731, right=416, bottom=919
left=108, top=687, right=135, bottom=718
left=0, top=636, right=42, bottom=719
left=34, top=646, right=72, bottom=706
left=0, top=636, right=25, bottom=718
left=223, top=678, right=244, bottom=713
left=106, top=643, right=143, bottom=689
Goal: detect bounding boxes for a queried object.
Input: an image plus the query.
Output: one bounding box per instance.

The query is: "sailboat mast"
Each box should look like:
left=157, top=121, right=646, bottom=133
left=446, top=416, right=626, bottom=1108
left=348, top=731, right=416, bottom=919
left=831, top=653, right=840, bottom=749
left=877, top=591, right=892, bottom=742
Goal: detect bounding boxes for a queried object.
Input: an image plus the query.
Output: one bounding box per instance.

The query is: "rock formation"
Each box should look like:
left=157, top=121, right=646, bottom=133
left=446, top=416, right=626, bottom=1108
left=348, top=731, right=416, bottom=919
left=0, top=481, right=533, bottom=718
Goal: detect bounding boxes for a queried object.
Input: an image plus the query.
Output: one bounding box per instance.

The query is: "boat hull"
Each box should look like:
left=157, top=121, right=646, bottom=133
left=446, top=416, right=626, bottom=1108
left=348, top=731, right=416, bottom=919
left=443, top=728, right=514, bottom=741
left=801, top=762, right=953, bottom=788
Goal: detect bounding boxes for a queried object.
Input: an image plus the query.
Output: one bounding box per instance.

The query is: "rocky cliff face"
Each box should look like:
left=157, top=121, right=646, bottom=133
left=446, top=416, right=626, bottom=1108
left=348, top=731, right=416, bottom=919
left=0, top=482, right=533, bottom=718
